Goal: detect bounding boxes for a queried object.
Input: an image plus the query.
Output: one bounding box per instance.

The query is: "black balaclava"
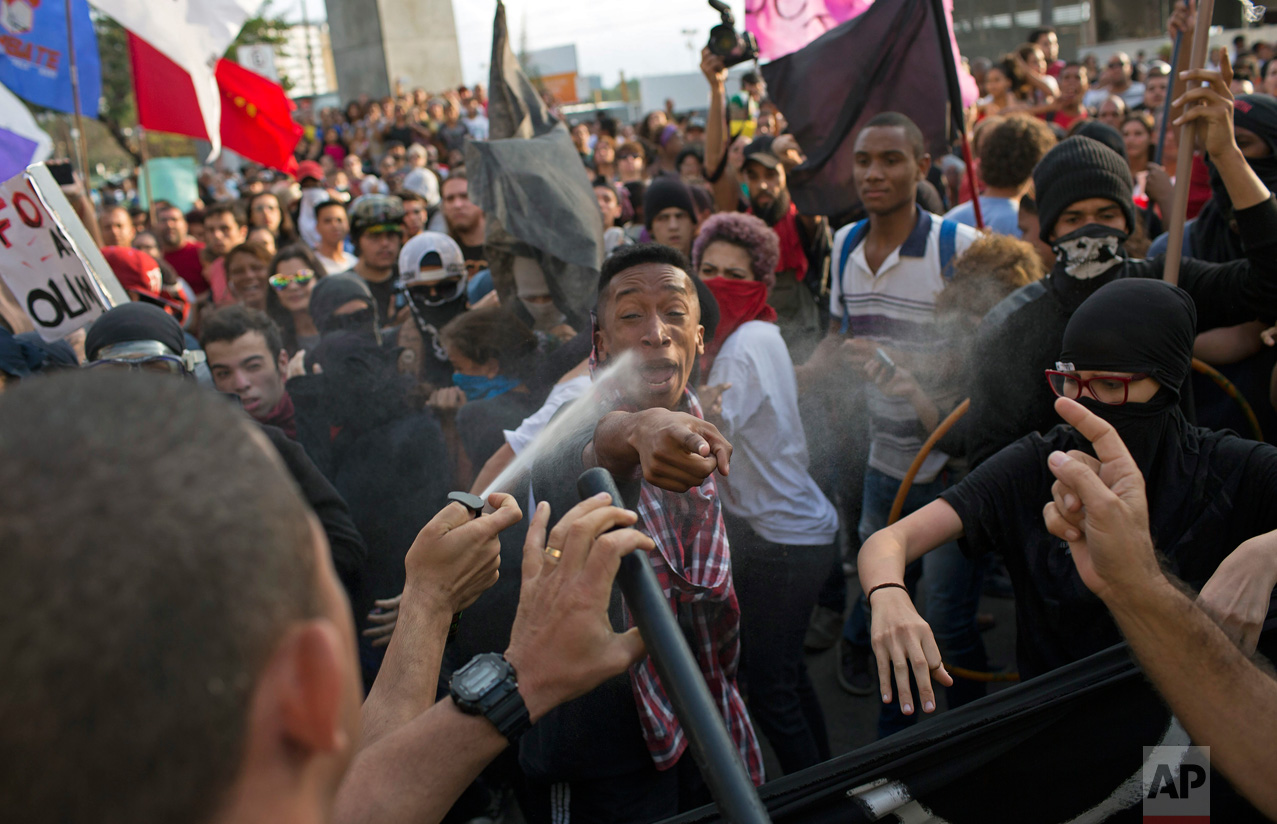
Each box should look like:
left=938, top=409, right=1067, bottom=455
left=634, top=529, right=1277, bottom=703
left=308, top=330, right=411, bottom=431
left=1058, top=278, right=1196, bottom=476
left=309, top=274, right=378, bottom=337
left=85, top=302, right=186, bottom=361
left=1193, top=94, right=1277, bottom=263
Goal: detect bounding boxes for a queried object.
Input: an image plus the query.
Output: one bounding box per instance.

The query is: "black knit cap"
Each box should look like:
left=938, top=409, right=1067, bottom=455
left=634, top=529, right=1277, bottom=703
left=1032, top=136, right=1134, bottom=243
left=85, top=302, right=186, bottom=361
left=643, top=175, right=697, bottom=230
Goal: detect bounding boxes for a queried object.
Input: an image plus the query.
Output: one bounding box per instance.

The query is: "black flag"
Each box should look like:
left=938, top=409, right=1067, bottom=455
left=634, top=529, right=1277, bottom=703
left=465, top=1, right=603, bottom=328
left=761, top=0, right=963, bottom=220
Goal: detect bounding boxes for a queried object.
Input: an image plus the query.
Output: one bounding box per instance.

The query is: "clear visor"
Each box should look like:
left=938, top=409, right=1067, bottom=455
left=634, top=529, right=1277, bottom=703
left=88, top=340, right=205, bottom=375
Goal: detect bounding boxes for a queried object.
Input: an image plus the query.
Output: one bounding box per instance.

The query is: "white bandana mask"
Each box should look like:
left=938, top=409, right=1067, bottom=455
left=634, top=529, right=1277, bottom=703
left=1051, top=225, right=1128, bottom=280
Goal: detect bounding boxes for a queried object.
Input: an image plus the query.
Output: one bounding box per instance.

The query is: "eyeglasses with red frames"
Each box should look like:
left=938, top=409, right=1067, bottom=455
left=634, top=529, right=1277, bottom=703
left=1045, top=362, right=1148, bottom=406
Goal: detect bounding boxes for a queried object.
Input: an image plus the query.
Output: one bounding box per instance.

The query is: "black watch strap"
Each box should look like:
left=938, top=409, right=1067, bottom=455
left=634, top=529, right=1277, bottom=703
left=450, top=653, right=532, bottom=744
left=482, top=681, right=532, bottom=743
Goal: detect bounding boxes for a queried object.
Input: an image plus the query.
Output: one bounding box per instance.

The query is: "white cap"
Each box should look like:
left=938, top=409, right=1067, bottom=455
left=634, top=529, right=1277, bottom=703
left=397, top=231, right=468, bottom=288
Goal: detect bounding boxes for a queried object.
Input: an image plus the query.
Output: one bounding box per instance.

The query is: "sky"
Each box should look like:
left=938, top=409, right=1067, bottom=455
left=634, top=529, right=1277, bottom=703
left=285, top=0, right=749, bottom=88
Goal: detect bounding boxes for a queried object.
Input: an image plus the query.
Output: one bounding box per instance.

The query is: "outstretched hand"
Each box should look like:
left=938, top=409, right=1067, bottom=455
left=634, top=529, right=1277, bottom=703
left=504, top=496, right=653, bottom=721
left=868, top=587, right=952, bottom=716
left=595, top=408, right=732, bottom=492
left=1041, top=397, right=1160, bottom=604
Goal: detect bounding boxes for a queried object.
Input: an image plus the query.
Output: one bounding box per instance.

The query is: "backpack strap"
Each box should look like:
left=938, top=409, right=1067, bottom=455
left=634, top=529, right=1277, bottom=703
left=837, top=219, right=870, bottom=335
left=939, top=218, right=959, bottom=281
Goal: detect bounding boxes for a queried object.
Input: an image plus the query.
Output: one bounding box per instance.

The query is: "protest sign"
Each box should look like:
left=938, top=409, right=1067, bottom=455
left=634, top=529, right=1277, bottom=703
left=0, top=163, right=125, bottom=341
left=137, top=157, right=200, bottom=213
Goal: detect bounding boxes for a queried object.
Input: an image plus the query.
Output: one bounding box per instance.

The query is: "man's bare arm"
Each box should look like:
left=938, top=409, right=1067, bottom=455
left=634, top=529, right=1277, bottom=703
left=358, top=495, right=523, bottom=749
left=1045, top=397, right=1277, bottom=819
left=335, top=498, right=650, bottom=824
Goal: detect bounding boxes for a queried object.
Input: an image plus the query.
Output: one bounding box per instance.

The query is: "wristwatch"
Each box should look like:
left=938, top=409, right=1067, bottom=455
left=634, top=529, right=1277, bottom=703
left=449, top=653, right=532, bottom=743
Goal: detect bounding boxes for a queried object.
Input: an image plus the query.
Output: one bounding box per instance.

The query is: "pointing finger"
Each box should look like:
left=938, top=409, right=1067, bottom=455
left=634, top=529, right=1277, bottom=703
left=1054, top=397, right=1141, bottom=477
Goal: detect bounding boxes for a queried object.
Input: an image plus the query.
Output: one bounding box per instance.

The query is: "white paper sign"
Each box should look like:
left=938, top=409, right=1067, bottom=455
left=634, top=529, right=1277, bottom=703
left=0, top=164, right=126, bottom=341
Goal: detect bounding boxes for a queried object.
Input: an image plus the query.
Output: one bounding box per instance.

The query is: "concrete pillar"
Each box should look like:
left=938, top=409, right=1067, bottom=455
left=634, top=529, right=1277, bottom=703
left=323, top=0, right=463, bottom=100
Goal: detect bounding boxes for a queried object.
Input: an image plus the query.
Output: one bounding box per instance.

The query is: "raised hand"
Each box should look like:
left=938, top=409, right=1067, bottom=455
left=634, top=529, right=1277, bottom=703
left=1042, top=397, right=1160, bottom=603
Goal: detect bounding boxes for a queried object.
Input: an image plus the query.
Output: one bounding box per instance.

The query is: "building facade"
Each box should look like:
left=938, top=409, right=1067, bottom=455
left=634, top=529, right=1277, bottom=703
left=322, top=0, right=464, bottom=99
left=952, top=0, right=1246, bottom=61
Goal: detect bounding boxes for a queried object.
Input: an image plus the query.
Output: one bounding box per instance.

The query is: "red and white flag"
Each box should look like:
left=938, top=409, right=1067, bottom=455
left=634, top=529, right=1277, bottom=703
left=91, top=0, right=258, bottom=157
left=128, top=34, right=302, bottom=174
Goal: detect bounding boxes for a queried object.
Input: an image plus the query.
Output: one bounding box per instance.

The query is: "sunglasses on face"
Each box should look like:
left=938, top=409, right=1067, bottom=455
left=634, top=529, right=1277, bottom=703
left=269, top=270, right=316, bottom=290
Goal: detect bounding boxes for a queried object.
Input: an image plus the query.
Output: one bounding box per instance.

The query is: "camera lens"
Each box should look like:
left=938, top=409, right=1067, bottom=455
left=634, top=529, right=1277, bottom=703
left=708, top=24, right=738, bottom=56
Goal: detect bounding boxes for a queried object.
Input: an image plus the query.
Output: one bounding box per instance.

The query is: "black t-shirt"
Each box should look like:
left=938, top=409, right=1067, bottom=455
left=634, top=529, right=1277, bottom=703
left=457, top=240, right=487, bottom=269
left=360, top=273, right=398, bottom=327
left=940, top=423, right=1277, bottom=680
left=456, top=389, right=546, bottom=468
left=520, top=405, right=654, bottom=782
left=385, top=125, right=415, bottom=148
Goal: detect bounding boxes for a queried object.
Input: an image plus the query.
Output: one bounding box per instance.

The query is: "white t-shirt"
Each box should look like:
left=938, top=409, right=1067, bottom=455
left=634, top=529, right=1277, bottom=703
left=462, top=114, right=490, bottom=141
left=504, top=375, right=592, bottom=455
left=708, top=321, right=839, bottom=546
left=314, top=249, right=354, bottom=275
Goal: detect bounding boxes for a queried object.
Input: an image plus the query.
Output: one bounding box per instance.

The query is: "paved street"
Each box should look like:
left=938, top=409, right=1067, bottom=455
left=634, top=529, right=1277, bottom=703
left=758, top=570, right=1021, bottom=779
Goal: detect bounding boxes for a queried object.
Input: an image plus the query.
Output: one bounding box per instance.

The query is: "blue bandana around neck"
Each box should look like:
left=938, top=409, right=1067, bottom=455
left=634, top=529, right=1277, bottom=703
left=452, top=372, right=520, bottom=401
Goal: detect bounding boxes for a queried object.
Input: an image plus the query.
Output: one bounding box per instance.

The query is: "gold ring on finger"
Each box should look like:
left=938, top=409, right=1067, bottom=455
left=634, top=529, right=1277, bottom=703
left=544, top=546, right=563, bottom=560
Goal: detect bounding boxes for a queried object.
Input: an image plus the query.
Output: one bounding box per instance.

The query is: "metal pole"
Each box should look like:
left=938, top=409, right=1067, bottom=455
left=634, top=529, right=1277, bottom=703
left=930, top=0, right=982, bottom=228
left=576, top=468, right=772, bottom=824
left=1148, top=31, right=1184, bottom=236
left=139, top=126, right=157, bottom=228
left=300, top=0, right=318, bottom=97
left=1154, top=33, right=1184, bottom=165
left=1163, top=0, right=1215, bottom=287
left=63, top=0, right=90, bottom=181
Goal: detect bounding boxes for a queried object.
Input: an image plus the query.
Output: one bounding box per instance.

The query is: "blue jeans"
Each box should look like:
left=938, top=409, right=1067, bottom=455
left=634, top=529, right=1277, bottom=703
left=844, top=467, right=988, bottom=737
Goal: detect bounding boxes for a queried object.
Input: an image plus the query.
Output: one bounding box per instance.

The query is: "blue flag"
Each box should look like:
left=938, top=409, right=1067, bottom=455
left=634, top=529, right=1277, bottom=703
left=0, top=0, right=100, bottom=118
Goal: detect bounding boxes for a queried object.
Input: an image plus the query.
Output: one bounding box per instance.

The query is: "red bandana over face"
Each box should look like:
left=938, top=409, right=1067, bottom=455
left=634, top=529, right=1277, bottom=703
left=701, top=277, right=777, bottom=370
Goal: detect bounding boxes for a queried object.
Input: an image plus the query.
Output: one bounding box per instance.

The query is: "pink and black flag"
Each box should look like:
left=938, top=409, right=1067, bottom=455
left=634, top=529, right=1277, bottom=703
left=759, top=0, right=976, bottom=219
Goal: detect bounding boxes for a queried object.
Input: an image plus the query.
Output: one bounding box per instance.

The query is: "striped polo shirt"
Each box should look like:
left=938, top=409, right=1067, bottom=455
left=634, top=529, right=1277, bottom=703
left=829, top=207, right=978, bottom=482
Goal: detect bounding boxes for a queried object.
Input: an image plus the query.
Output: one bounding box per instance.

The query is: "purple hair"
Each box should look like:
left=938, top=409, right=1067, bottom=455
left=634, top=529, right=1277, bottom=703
left=690, top=212, right=780, bottom=289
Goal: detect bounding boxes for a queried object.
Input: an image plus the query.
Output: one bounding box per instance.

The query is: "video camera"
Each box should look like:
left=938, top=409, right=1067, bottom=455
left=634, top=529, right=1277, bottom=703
left=706, top=0, right=759, bottom=68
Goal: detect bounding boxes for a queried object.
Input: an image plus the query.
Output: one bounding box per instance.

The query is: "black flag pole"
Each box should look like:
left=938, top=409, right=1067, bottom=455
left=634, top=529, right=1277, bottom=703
left=928, top=0, right=983, bottom=228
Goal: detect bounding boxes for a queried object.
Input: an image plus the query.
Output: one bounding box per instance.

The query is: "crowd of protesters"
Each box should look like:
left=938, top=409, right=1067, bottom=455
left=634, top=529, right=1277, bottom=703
left=7, top=0, right=1277, bottom=822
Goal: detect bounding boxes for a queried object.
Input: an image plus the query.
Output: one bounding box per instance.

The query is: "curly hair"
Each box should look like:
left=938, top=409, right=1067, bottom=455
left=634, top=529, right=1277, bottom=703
left=978, top=114, right=1057, bottom=189
left=439, top=306, right=538, bottom=382
left=935, top=233, right=1045, bottom=321
left=690, top=212, right=780, bottom=288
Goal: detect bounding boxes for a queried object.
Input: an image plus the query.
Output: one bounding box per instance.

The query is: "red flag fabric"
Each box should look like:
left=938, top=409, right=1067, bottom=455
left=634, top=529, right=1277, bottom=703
left=128, top=33, right=301, bottom=174
left=214, top=59, right=302, bottom=174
